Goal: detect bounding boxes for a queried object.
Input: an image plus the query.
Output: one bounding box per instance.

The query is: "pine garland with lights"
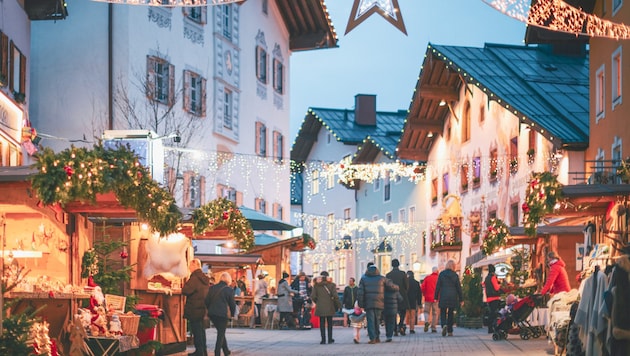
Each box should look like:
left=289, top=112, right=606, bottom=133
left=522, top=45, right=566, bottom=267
left=481, top=218, right=510, bottom=256
left=302, top=233, right=316, bottom=250
left=31, top=144, right=182, bottom=235
left=521, top=172, right=562, bottom=237
left=461, top=265, right=482, bottom=318
left=192, top=198, right=255, bottom=251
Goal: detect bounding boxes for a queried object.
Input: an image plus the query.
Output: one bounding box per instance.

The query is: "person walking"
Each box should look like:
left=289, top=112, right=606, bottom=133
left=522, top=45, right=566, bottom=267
left=539, top=251, right=571, bottom=295
left=357, top=264, right=399, bottom=344
left=484, top=264, right=502, bottom=334
left=253, top=274, right=268, bottom=326
left=434, top=259, right=463, bottom=337
left=342, top=277, right=358, bottom=326
left=346, top=305, right=366, bottom=344
left=383, top=279, right=402, bottom=342
left=311, top=271, right=341, bottom=344
left=205, top=272, right=237, bottom=356
left=421, top=266, right=440, bottom=333
left=406, top=270, right=422, bottom=334
left=277, top=272, right=297, bottom=329
left=386, top=259, right=409, bottom=336
left=183, top=259, right=210, bottom=356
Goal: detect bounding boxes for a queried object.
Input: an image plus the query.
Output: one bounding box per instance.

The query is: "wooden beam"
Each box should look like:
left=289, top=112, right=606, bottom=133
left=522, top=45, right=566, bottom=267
left=397, top=148, right=429, bottom=161
left=407, top=121, right=444, bottom=133
left=417, top=85, right=459, bottom=102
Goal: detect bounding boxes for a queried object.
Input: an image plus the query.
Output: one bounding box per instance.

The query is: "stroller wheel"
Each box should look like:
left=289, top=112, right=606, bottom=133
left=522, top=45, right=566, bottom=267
left=492, top=333, right=500, bottom=341
left=532, top=329, right=541, bottom=338
left=520, top=331, right=530, bottom=340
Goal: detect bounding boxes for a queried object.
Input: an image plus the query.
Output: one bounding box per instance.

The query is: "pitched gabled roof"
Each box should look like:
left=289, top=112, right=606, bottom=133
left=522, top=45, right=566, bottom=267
left=275, top=0, right=339, bottom=51
left=353, top=132, right=403, bottom=163
left=398, top=42, right=589, bottom=162
left=291, top=107, right=407, bottom=164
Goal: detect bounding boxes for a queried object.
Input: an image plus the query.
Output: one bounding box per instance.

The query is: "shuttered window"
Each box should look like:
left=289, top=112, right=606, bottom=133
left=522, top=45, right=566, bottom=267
left=147, top=55, right=174, bottom=105
left=183, top=70, right=206, bottom=117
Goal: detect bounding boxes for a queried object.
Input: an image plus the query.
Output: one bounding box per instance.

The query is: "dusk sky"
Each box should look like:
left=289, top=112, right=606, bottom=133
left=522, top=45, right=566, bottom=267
left=289, top=0, right=528, bottom=141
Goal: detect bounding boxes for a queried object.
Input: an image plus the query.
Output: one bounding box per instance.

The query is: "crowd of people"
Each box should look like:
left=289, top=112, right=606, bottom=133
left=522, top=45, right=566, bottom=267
left=182, top=257, right=471, bottom=355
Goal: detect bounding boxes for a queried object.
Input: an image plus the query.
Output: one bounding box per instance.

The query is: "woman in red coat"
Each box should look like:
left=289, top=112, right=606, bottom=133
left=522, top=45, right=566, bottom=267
left=539, top=251, right=571, bottom=295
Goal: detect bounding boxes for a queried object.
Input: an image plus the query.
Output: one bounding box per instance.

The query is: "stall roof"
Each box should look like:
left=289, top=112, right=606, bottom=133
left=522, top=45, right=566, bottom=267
left=195, top=253, right=262, bottom=268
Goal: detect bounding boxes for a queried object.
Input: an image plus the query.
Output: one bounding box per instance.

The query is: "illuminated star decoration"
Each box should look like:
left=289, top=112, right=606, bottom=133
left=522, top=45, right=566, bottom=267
left=345, top=0, right=407, bottom=35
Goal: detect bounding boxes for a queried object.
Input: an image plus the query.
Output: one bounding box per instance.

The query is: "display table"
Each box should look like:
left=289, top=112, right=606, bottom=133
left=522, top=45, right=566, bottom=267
left=4, top=291, right=91, bottom=342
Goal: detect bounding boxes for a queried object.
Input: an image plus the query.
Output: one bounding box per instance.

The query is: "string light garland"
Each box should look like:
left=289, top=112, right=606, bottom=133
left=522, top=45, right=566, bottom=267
left=191, top=198, right=255, bottom=251
left=32, top=145, right=182, bottom=235
left=91, top=0, right=244, bottom=6
left=483, top=0, right=630, bottom=40
left=522, top=172, right=563, bottom=237
left=481, top=218, right=510, bottom=255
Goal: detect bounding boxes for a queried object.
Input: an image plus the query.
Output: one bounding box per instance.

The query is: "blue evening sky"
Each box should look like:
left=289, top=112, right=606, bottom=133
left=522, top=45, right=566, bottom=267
left=289, top=0, right=527, bottom=141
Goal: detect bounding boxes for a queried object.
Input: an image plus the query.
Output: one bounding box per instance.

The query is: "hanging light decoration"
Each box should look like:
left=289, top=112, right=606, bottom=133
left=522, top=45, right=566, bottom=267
left=91, top=0, right=243, bottom=6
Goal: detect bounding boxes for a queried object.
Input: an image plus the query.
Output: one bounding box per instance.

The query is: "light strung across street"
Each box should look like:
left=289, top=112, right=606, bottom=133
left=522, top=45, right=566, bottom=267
left=91, top=0, right=244, bottom=6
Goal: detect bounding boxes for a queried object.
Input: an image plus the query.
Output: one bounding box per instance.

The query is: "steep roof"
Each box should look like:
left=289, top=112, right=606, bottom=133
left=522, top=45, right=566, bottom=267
left=291, top=107, right=407, bottom=164
left=275, top=0, right=338, bottom=51
left=398, top=42, right=589, bottom=162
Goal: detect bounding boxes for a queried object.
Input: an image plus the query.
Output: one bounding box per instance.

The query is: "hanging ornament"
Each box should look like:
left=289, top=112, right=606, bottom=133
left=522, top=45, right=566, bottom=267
left=64, top=165, right=74, bottom=177
left=120, top=248, right=128, bottom=259
left=222, top=211, right=229, bottom=220
left=346, top=0, right=407, bottom=35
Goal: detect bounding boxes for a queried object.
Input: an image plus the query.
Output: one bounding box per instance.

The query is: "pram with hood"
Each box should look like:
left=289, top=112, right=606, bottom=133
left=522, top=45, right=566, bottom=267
left=492, top=294, right=546, bottom=341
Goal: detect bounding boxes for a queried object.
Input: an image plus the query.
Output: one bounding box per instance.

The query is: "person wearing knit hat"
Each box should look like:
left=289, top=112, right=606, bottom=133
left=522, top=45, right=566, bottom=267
left=277, top=271, right=297, bottom=329
left=539, top=250, right=570, bottom=295
left=311, top=270, right=341, bottom=344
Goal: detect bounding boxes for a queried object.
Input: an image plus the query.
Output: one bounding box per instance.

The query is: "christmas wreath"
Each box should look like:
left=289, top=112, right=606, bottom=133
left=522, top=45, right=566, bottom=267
left=303, top=233, right=316, bottom=250
left=481, top=218, right=509, bottom=255
left=31, top=144, right=181, bottom=235
left=521, top=172, right=562, bottom=237
left=191, top=198, right=255, bottom=251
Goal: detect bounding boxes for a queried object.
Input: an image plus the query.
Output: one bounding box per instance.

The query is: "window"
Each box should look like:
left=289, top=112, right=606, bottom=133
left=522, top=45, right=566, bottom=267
left=220, top=186, right=237, bottom=204
left=223, top=88, right=233, bottom=129
left=272, top=131, right=284, bottom=163
left=461, top=163, right=469, bottom=191
left=0, top=32, right=8, bottom=87
left=326, top=170, right=335, bottom=189
left=311, top=169, right=320, bottom=195
left=510, top=136, right=518, bottom=173
left=344, top=208, right=351, bottom=222
left=312, top=218, right=319, bottom=241
left=255, top=121, right=267, bottom=156
left=255, top=198, right=267, bottom=214
left=327, top=214, right=335, bottom=240
left=184, top=6, right=206, bottom=24
left=409, top=206, right=416, bottom=223
left=399, top=209, right=406, bottom=223
left=9, top=41, right=26, bottom=96
left=462, top=101, right=471, bottom=142
left=385, top=212, right=392, bottom=224
left=184, top=70, right=206, bottom=116
left=613, top=137, right=623, bottom=183
left=374, top=177, right=381, bottom=191
left=327, top=260, right=335, bottom=280
left=528, top=129, right=537, bottom=155
left=221, top=5, right=232, bottom=40
left=273, top=203, right=283, bottom=221
left=488, top=210, right=497, bottom=221
left=338, top=257, right=346, bottom=286
left=262, top=0, right=268, bottom=14
left=596, top=65, right=605, bottom=121
left=147, top=55, right=174, bottom=105
left=510, top=202, right=519, bottom=227
left=384, top=171, right=391, bottom=202
left=256, top=46, right=267, bottom=84
left=473, top=156, right=481, bottom=187
left=612, top=47, right=622, bottom=108
left=479, top=103, right=485, bottom=123
left=431, top=178, right=438, bottom=205
left=183, top=171, right=204, bottom=208
left=613, top=0, right=623, bottom=15
left=272, top=58, right=284, bottom=94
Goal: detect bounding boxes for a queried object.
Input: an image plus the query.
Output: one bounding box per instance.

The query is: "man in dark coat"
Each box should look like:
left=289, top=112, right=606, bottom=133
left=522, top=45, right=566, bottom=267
left=386, top=259, right=409, bottom=335
left=406, top=270, right=422, bottom=334
left=358, top=264, right=399, bottom=344
left=206, top=272, right=237, bottom=356
left=434, top=259, right=463, bottom=337
left=182, top=258, right=210, bottom=356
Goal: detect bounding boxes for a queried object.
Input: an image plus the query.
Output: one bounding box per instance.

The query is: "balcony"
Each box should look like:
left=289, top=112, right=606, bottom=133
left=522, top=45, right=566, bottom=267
left=569, top=160, right=628, bottom=185
left=430, top=240, right=462, bottom=252
left=24, top=0, right=68, bottom=21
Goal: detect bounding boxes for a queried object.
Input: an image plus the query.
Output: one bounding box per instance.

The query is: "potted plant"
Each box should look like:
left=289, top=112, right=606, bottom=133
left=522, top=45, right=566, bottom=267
left=461, top=182, right=469, bottom=191
left=472, top=176, right=481, bottom=186
left=510, top=158, right=519, bottom=174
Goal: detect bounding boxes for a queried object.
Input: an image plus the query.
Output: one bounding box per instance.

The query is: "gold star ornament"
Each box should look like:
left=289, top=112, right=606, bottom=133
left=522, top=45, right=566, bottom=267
left=345, top=0, right=407, bottom=35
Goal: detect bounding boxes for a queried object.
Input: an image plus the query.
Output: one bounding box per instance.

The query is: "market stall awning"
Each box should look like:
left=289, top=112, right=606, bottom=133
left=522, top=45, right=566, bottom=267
left=238, top=206, right=297, bottom=231
left=195, top=253, right=262, bottom=269
left=471, top=250, right=516, bottom=269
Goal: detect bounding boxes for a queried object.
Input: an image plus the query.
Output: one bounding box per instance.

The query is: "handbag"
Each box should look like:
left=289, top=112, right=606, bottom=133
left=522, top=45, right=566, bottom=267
left=324, top=285, right=341, bottom=310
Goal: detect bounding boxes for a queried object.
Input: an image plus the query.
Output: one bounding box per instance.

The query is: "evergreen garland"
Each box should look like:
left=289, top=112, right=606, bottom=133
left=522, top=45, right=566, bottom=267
left=461, top=266, right=482, bottom=318
left=521, top=172, right=562, bottom=237
left=31, top=144, right=181, bottom=235
left=192, top=198, right=255, bottom=251
left=481, top=218, right=510, bottom=256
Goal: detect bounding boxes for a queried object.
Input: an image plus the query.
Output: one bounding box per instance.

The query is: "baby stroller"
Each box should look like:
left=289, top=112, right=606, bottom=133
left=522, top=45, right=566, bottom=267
left=492, top=294, right=545, bottom=341
left=293, top=296, right=312, bottom=330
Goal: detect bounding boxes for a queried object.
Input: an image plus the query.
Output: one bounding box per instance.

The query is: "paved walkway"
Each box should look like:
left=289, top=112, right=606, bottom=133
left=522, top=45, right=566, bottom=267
left=188, top=324, right=554, bottom=356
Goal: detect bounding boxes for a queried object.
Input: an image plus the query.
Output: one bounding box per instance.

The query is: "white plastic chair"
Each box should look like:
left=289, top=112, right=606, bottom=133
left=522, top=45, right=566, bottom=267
left=264, top=304, right=278, bottom=329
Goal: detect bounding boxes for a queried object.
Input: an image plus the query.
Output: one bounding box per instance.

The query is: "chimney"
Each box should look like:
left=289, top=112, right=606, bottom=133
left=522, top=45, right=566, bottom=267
left=354, top=94, right=376, bottom=126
